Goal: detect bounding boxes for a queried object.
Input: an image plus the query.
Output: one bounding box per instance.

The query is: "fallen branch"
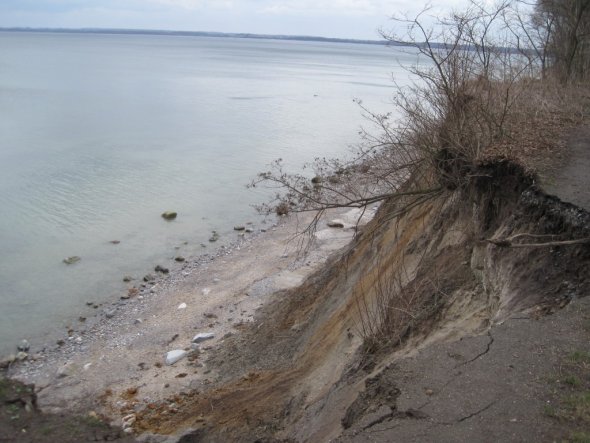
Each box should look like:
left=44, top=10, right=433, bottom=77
left=486, top=237, right=590, bottom=248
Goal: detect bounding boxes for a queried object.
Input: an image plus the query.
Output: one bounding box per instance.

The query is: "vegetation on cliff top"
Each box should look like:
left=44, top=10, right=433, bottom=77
left=252, top=0, right=590, bottom=230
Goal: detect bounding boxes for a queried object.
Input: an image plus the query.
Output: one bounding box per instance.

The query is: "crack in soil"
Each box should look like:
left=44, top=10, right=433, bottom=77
left=455, top=331, right=494, bottom=368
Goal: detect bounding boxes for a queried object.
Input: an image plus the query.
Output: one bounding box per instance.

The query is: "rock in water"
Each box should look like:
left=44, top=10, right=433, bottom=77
left=63, top=256, right=81, bottom=265
left=233, top=226, right=245, bottom=231
left=175, top=256, right=185, bottom=262
left=17, top=339, right=30, bottom=352
left=209, top=231, right=220, bottom=242
left=192, top=333, right=215, bottom=344
left=161, top=211, right=177, bottom=220
left=165, top=350, right=187, bottom=365
left=155, top=265, right=169, bottom=274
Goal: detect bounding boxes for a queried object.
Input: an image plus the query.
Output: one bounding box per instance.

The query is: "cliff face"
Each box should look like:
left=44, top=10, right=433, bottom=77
left=134, top=160, right=590, bottom=442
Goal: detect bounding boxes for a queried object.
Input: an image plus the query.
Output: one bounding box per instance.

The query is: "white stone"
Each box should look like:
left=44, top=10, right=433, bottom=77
left=192, top=333, right=215, bottom=344
left=83, top=362, right=92, bottom=370
left=202, top=288, right=211, bottom=296
left=177, top=303, right=187, bottom=310
left=165, top=350, right=187, bottom=365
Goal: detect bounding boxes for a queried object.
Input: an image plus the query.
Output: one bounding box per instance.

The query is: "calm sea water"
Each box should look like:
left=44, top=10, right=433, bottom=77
left=0, top=31, right=417, bottom=355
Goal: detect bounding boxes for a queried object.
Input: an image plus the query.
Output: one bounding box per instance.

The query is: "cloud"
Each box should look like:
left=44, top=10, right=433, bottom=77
left=259, top=0, right=390, bottom=16
left=145, top=0, right=234, bottom=10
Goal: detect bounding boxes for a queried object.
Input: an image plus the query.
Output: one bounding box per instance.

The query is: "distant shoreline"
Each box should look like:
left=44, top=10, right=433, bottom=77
left=0, top=26, right=403, bottom=47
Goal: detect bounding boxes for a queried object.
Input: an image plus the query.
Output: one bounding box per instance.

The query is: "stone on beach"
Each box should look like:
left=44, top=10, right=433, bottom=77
left=233, top=226, right=245, bottom=231
left=177, top=303, right=187, bottom=310
left=161, top=211, right=177, bottom=220
left=327, top=219, right=345, bottom=228
left=175, top=256, right=185, bottom=262
left=192, top=333, right=215, bottom=344
left=165, top=350, right=188, bottom=365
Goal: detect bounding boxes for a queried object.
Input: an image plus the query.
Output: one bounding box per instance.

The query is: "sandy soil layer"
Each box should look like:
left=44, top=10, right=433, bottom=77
left=7, top=206, right=376, bottom=425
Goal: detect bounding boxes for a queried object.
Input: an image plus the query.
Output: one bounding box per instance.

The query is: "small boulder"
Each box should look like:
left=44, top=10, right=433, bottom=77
left=192, top=333, right=215, bottom=344
left=143, top=274, right=156, bottom=282
left=165, top=350, right=188, bottom=365
left=161, top=211, right=177, bottom=220
left=63, top=256, right=81, bottom=265
left=175, top=256, right=185, bottom=262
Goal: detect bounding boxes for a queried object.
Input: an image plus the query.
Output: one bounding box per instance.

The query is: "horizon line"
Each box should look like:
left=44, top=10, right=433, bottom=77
left=0, top=26, right=399, bottom=46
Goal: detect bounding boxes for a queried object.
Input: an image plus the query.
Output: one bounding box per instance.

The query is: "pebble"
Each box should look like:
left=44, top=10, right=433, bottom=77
left=175, top=256, right=185, bottom=262
left=233, top=226, right=245, bottom=231
left=202, top=288, right=211, bottom=296
left=83, top=362, right=92, bottom=370
left=155, top=265, right=169, bottom=274
left=177, top=303, right=187, bottom=310
left=17, top=339, right=30, bottom=352
left=16, top=351, right=28, bottom=361
left=192, top=333, right=215, bottom=344
left=165, top=350, right=188, bottom=365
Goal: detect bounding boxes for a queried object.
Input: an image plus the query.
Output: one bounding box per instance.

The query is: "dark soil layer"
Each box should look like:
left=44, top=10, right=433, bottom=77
left=0, top=375, right=136, bottom=443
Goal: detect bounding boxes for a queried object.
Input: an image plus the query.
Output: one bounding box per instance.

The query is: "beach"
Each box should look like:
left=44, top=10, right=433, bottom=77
left=7, top=205, right=376, bottom=424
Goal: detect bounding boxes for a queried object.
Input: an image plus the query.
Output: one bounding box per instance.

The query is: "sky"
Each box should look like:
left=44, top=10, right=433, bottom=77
left=0, top=0, right=475, bottom=40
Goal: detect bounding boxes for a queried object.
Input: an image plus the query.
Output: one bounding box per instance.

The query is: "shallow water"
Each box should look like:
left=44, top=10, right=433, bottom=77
left=0, top=31, right=418, bottom=355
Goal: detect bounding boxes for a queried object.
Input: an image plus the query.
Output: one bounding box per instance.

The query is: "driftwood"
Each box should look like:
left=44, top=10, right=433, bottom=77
left=485, top=233, right=590, bottom=248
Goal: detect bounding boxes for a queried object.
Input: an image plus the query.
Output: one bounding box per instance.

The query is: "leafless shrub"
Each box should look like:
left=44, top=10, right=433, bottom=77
left=354, top=251, right=445, bottom=355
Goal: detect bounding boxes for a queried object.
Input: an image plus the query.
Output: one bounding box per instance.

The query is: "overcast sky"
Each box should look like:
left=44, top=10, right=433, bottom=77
left=0, top=0, right=475, bottom=40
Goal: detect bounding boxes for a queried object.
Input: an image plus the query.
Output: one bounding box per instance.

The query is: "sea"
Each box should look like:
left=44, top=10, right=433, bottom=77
left=0, top=31, right=419, bottom=356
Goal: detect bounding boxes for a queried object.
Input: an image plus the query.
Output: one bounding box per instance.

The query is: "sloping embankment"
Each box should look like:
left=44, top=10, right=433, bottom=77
left=133, top=159, right=590, bottom=442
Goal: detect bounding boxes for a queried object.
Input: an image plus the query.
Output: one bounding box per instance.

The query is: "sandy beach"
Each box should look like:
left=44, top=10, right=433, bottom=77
left=7, top=205, right=376, bottom=427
